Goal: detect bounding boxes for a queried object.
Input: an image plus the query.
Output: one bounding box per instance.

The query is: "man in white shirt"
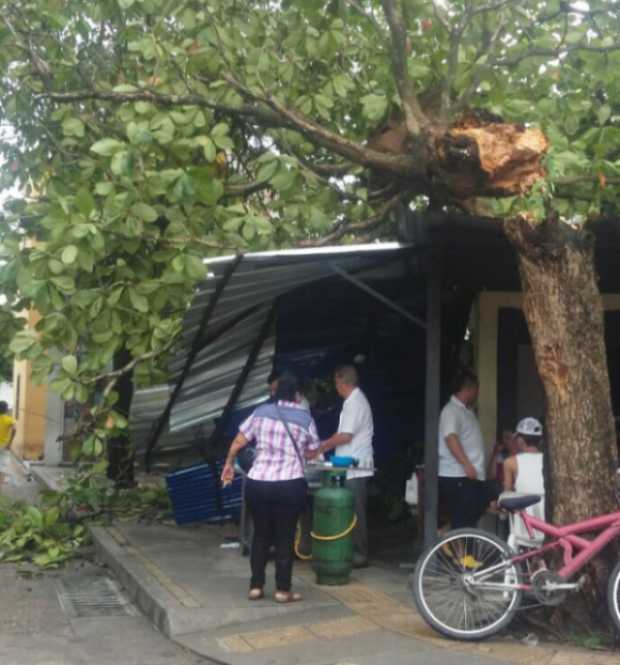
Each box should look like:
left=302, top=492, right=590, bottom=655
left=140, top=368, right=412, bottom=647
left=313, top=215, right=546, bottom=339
left=313, top=365, right=374, bottom=567
left=438, top=369, right=489, bottom=530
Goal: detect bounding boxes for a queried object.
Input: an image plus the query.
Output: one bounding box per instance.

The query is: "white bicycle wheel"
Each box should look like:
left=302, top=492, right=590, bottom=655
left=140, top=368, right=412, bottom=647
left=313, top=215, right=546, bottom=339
left=607, top=560, right=620, bottom=633
left=413, top=528, right=522, bottom=641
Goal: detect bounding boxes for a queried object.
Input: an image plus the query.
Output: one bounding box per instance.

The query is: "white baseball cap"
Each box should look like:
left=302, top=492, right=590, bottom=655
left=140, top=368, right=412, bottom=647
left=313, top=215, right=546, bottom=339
left=515, top=417, right=543, bottom=437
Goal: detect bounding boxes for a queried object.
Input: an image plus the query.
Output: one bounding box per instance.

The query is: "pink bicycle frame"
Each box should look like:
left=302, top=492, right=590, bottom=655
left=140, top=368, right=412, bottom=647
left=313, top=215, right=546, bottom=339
left=510, top=509, right=620, bottom=580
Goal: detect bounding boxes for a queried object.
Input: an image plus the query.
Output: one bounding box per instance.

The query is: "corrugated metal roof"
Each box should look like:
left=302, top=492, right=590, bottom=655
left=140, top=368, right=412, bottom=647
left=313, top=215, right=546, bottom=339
left=131, top=242, right=412, bottom=459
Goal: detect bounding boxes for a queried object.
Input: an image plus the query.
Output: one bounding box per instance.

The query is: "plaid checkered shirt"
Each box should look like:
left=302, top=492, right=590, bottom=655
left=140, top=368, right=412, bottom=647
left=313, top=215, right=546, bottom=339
left=240, top=401, right=320, bottom=481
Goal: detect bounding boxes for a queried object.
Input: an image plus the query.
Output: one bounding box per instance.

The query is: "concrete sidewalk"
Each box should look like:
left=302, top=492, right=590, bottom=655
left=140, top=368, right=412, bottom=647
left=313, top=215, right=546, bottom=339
left=89, top=520, right=618, bottom=665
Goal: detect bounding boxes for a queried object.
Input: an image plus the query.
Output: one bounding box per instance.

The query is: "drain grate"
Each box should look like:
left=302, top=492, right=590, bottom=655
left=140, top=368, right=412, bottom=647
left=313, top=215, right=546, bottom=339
left=57, top=576, right=136, bottom=618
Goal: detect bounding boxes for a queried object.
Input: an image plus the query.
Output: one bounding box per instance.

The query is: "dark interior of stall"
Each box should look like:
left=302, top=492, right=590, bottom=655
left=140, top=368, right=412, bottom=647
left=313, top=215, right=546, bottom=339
left=272, top=268, right=426, bottom=564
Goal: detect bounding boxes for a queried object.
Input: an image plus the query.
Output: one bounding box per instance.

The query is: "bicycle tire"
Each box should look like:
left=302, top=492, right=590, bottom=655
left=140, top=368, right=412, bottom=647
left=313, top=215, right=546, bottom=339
left=413, top=528, right=522, bottom=641
left=607, top=559, right=620, bottom=633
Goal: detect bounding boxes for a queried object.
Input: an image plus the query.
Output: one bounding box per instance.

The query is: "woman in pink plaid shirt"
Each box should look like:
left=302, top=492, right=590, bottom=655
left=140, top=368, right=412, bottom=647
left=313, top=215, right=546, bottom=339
left=221, top=371, right=320, bottom=603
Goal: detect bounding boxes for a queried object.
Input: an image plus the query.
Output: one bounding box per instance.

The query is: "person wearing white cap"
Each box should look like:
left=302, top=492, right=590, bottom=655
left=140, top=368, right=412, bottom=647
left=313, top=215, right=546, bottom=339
left=503, top=417, right=545, bottom=546
left=503, top=418, right=544, bottom=494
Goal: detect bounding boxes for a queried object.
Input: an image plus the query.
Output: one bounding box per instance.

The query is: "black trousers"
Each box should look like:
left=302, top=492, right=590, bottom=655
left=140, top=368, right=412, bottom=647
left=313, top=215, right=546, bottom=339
left=245, top=477, right=306, bottom=592
left=438, top=477, right=499, bottom=529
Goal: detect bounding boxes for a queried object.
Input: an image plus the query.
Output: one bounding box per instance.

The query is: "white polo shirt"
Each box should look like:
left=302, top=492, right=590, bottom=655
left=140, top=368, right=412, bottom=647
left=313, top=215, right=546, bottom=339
left=336, top=387, right=374, bottom=479
left=438, top=395, right=485, bottom=479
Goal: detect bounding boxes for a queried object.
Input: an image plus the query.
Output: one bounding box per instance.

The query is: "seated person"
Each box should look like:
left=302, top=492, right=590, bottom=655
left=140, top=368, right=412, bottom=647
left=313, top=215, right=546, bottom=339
left=502, top=417, right=545, bottom=546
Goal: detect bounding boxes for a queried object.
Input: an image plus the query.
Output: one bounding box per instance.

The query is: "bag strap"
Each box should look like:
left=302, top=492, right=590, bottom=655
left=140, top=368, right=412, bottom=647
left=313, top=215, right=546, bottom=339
left=274, top=403, right=305, bottom=468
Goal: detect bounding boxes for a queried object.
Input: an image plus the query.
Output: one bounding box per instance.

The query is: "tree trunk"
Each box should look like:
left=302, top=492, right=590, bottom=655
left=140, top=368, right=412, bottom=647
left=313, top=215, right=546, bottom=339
left=505, top=215, right=619, bottom=624
left=106, top=349, right=136, bottom=488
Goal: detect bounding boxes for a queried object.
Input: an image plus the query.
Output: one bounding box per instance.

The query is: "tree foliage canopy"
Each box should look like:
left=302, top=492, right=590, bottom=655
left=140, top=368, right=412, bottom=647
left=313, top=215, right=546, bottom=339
left=1, top=0, right=620, bottom=448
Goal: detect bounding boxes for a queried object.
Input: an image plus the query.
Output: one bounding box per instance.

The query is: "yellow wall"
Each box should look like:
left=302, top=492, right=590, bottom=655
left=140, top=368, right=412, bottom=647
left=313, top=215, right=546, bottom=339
left=475, top=292, right=620, bottom=452
left=11, top=309, right=48, bottom=461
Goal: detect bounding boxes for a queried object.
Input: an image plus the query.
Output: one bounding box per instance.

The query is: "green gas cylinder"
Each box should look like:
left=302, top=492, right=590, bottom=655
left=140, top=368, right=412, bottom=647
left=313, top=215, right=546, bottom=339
left=312, top=469, right=355, bottom=586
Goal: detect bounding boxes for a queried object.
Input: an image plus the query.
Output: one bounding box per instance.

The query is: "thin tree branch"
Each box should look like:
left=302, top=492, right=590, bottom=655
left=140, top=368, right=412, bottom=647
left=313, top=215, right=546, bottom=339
left=499, top=42, right=620, bottom=68
left=34, top=88, right=291, bottom=129
left=299, top=191, right=407, bottom=247
left=469, top=1, right=511, bottom=17
left=344, top=0, right=387, bottom=40
left=222, top=73, right=420, bottom=176
left=380, top=0, right=427, bottom=136
left=296, top=158, right=356, bottom=178
left=224, top=179, right=271, bottom=196
left=552, top=175, right=620, bottom=186
left=430, top=0, right=451, bottom=32
left=454, top=15, right=507, bottom=113
left=86, top=336, right=178, bottom=385
left=440, top=8, right=471, bottom=122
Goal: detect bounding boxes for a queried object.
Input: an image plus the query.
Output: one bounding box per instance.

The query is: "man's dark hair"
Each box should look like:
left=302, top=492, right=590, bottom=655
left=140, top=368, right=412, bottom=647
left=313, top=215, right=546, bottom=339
left=267, top=368, right=280, bottom=385
left=452, top=369, right=478, bottom=394
left=274, top=371, right=299, bottom=402
left=0, top=401, right=8, bottom=414
left=334, top=364, right=359, bottom=386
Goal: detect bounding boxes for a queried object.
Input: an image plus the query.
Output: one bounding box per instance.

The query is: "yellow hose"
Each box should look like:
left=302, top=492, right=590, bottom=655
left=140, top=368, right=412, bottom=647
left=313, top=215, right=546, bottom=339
left=311, top=514, right=358, bottom=541
left=294, top=524, right=313, bottom=560
left=294, top=515, right=358, bottom=560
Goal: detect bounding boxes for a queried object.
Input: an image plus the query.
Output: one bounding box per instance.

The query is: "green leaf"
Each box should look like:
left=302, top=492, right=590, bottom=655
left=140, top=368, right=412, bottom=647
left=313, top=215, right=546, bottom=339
left=270, top=167, right=297, bottom=192
left=61, top=245, right=78, bottom=265
left=598, top=104, right=612, bottom=126
left=48, top=259, right=64, bottom=275
left=10, top=331, right=38, bottom=355
left=408, top=62, right=431, bottom=79
left=211, top=122, right=229, bottom=137
left=95, top=181, right=114, bottom=196
left=108, top=286, right=124, bottom=305
left=213, top=135, right=234, bottom=151
left=78, top=249, right=94, bottom=273
left=71, top=223, right=92, bottom=239
left=201, top=137, right=216, bottom=162
left=129, top=288, right=149, bottom=313
left=26, top=506, right=43, bottom=528
left=90, top=138, right=126, bottom=156
left=256, top=160, right=279, bottom=182
left=131, top=203, right=158, bottom=222
left=62, top=355, right=78, bottom=375
left=360, top=94, right=388, bottom=122
left=126, top=121, right=152, bottom=145
left=62, top=118, right=85, bottom=138
left=42, top=508, right=60, bottom=530
left=75, top=187, right=95, bottom=217
left=51, top=276, right=76, bottom=294
left=181, top=8, right=196, bottom=30
left=185, top=255, right=206, bottom=280
left=113, top=83, right=138, bottom=93
left=111, top=150, right=131, bottom=175
left=223, top=217, right=243, bottom=232
left=151, top=116, right=175, bottom=144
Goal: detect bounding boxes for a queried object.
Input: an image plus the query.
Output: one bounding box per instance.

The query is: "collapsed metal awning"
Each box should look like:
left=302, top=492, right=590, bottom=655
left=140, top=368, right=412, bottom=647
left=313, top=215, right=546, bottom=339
left=131, top=242, right=415, bottom=466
